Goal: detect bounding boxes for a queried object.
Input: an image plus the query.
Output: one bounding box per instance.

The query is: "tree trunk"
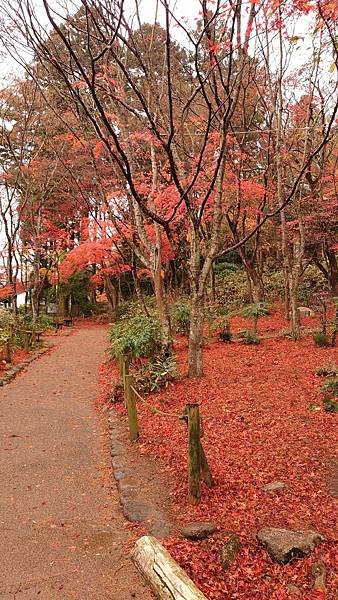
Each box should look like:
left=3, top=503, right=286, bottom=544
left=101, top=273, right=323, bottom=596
left=188, top=291, right=205, bottom=378
left=289, top=274, right=300, bottom=340
left=249, top=271, right=264, bottom=303
left=153, top=257, right=172, bottom=355
left=104, top=275, right=118, bottom=317
left=325, top=247, right=338, bottom=296
left=31, top=288, right=40, bottom=319
left=239, top=252, right=265, bottom=303
left=132, top=256, right=149, bottom=316
left=57, top=292, right=68, bottom=320
left=209, top=264, right=216, bottom=303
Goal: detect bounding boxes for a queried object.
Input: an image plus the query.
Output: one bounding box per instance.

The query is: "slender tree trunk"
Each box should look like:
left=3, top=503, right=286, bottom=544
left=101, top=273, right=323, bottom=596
left=188, top=290, right=205, bottom=378
left=248, top=269, right=264, bottom=303
left=153, top=250, right=172, bottom=355
left=325, top=247, right=338, bottom=296
left=132, top=253, right=149, bottom=316
left=289, top=274, right=300, bottom=339
left=239, top=251, right=265, bottom=303
left=188, top=227, right=205, bottom=378
left=31, top=259, right=41, bottom=320
left=209, top=264, right=215, bottom=303
left=104, top=275, right=118, bottom=317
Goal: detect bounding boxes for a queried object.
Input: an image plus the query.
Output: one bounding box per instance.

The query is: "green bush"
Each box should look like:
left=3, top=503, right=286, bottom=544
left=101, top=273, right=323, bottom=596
left=115, top=298, right=143, bottom=321
left=171, top=300, right=190, bottom=336
left=313, top=331, right=331, bottom=347
left=264, top=266, right=327, bottom=305
left=242, top=302, right=270, bottom=334
left=212, top=314, right=232, bottom=342
left=264, top=270, right=285, bottom=299
left=319, top=373, right=338, bottom=413
left=298, top=266, right=328, bottom=305
left=109, top=314, right=161, bottom=359
left=216, top=269, right=251, bottom=307
left=238, top=329, right=260, bottom=344
left=214, top=261, right=240, bottom=277
left=323, top=397, right=338, bottom=413
left=321, top=377, right=338, bottom=397
left=136, top=354, right=178, bottom=393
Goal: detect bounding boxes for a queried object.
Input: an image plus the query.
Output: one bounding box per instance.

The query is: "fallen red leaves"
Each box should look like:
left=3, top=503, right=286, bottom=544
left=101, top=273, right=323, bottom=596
left=0, top=348, right=29, bottom=375
left=104, top=308, right=338, bottom=599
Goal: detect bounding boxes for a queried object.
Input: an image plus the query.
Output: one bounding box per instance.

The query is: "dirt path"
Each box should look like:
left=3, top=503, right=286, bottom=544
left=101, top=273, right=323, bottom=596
left=0, top=325, right=152, bottom=600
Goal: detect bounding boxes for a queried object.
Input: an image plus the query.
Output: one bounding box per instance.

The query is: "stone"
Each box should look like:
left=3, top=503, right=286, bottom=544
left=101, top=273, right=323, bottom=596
left=263, top=481, right=288, bottom=493
left=257, top=527, right=325, bottom=564
left=286, top=584, right=302, bottom=597
left=181, top=522, right=216, bottom=541
left=220, top=534, right=241, bottom=570
left=312, top=560, right=326, bottom=590
left=297, top=306, right=315, bottom=317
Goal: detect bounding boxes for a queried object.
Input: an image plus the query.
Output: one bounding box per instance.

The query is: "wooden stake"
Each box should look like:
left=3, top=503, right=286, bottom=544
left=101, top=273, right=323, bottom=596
left=4, top=339, right=13, bottom=363
left=186, top=403, right=201, bottom=504
left=125, top=374, right=139, bottom=442
left=122, top=354, right=129, bottom=391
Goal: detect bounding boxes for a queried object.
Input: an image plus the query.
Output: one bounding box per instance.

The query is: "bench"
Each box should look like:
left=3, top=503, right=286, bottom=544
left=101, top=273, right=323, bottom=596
left=63, top=317, right=72, bottom=327
left=53, top=318, right=63, bottom=331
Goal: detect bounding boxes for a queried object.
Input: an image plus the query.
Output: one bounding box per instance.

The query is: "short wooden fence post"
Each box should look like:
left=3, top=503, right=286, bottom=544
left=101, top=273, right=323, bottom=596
left=120, top=354, right=129, bottom=391
left=125, top=374, right=139, bottom=442
left=186, top=403, right=201, bottom=504
left=4, top=339, right=13, bottom=363
left=23, top=331, right=30, bottom=352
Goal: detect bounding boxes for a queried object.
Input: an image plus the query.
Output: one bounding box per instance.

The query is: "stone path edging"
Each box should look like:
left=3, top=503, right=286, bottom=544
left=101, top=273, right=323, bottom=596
left=0, top=346, right=51, bottom=387
left=109, top=408, right=175, bottom=539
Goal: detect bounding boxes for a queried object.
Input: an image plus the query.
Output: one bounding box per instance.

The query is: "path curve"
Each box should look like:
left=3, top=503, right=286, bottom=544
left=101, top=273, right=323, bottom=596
left=0, top=325, right=152, bottom=600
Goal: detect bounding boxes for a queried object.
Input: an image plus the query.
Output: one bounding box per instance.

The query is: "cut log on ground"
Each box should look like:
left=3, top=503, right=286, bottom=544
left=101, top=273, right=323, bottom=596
left=131, top=535, right=208, bottom=600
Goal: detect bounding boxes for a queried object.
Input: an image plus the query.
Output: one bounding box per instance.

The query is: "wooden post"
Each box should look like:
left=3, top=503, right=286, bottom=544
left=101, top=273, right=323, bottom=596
left=23, top=331, right=30, bottom=352
left=118, top=353, right=124, bottom=378
left=125, top=374, right=139, bottom=442
left=187, top=403, right=201, bottom=504
left=121, top=354, right=129, bottom=391
left=4, top=339, right=13, bottom=363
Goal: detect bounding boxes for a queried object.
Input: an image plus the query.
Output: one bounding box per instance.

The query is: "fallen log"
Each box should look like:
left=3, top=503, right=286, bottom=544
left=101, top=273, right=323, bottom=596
left=131, top=535, right=208, bottom=600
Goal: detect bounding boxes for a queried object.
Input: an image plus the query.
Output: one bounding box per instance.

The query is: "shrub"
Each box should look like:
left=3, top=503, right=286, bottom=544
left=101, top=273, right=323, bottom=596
left=216, top=270, right=251, bottom=307
left=212, top=315, right=232, bottom=342
left=323, top=397, right=338, bottom=413
left=219, top=325, right=232, bottom=342
left=298, top=266, right=328, bottom=305
left=315, top=363, right=338, bottom=377
left=264, top=270, right=285, bottom=299
left=115, top=299, right=143, bottom=321
left=242, top=302, right=270, bottom=334
left=136, top=354, right=178, bottom=393
left=313, top=331, right=331, bottom=347
left=109, top=314, right=161, bottom=359
left=320, top=376, right=338, bottom=413
left=238, top=329, right=260, bottom=344
left=171, top=300, right=190, bottom=336
left=214, top=261, right=240, bottom=277
left=279, top=328, right=293, bottom=339
left=321, top=377, right=338, bottom=397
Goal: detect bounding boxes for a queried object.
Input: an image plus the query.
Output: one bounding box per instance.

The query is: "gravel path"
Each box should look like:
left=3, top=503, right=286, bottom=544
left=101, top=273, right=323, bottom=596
left=0, top=325, right=152, bottom=600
